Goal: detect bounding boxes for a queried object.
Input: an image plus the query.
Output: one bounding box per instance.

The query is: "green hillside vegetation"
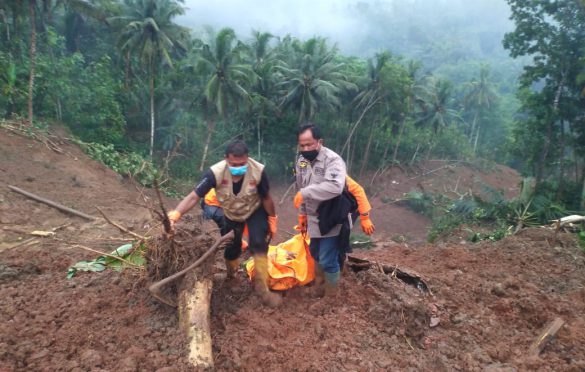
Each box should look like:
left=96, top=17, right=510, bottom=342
left=1, top=0, right=584, bottom=221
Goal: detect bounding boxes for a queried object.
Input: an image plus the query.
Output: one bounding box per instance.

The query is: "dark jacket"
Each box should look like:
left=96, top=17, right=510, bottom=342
left=316, top=189, right=358, bottom=236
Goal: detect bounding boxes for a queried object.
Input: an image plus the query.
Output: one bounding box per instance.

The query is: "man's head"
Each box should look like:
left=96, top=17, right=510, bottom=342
left=297, top=123, right=323, bottom=161
left=225, top=140, right=249, bottom=176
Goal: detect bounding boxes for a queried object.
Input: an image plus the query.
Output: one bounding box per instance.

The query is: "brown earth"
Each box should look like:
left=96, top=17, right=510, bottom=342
left=1, top=124, right=584, bottom=371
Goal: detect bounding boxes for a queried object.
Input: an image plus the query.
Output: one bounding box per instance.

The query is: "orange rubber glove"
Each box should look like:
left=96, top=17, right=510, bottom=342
left=243, top=224, right=249, bottom=238
left=293, top=191, right=303, bottom=209
left=297, top=214, right=307, bottom=232
left=167, top=210, right=181, bottom=233
left=360, top=214, right=375, bottom=235
left=268, top=215, right=278, bottom=236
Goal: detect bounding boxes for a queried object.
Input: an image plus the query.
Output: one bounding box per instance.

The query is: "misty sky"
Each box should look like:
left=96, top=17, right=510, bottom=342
left=177, top=0, right=514, bottom=57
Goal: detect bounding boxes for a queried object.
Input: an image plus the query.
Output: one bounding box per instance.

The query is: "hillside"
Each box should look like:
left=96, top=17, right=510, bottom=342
left=1, top=124, right=584, bottom=371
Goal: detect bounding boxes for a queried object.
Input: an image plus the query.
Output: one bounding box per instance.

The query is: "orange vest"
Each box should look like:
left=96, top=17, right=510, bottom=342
left=203, top=188, right=221, bottom=207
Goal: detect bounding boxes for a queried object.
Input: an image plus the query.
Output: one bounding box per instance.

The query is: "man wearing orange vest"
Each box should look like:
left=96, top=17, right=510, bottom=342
left=167, top=140, right=281, bottom=307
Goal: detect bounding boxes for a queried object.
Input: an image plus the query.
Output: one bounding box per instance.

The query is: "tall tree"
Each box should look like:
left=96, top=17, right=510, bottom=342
left=247, top=30, right=279, bottom=158
left=195, top=27, right=254, bottom=170
left=463, top=66, right=498, bottom=153
left=415, top=77, right=460, bottom=134
left=115, top=0, right=186, bottom=157
left=27, top=0, right=36, bottom=125
left=277, top=37, right=355, bottom=124
left=504, top=0, right=585, bottom=187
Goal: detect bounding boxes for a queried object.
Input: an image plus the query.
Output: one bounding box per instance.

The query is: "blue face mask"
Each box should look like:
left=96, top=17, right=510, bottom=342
left=229, top=165, right=248, bottom=176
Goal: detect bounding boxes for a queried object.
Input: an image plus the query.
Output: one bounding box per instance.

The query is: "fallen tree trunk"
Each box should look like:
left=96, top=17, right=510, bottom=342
left=148, top=231, right=234, bottom=369
left=179, top=273, right=213, bottom=368
left=8, top=185, right=96, bottom=220
left=346, top=255, right=432, bottom=295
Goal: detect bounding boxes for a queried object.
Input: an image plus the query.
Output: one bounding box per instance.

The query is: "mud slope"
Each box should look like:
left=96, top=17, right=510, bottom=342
left=1, top=125, right=583, bottom=371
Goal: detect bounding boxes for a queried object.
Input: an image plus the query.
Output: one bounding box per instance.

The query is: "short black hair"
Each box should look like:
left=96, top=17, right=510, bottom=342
left=225, top=140, right=249, bottom=157
left=297, top=123, right=322, bottom=140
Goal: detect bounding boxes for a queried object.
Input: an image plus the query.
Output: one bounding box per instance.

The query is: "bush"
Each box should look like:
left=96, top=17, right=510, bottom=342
left=75, top=140, right=158, bottom=187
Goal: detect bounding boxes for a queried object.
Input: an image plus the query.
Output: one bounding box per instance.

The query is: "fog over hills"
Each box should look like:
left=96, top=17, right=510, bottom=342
left=177, top=0, right=514, bottom=60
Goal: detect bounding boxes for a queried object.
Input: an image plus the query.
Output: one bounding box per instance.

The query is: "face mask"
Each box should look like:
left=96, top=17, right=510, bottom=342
left=301, top=146, right=320, bottom=162
left=229, top=165, right=247, bottom=176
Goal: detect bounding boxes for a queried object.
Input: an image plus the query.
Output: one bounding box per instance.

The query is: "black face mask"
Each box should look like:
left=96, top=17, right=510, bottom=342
left=301, top=149, right=319, bottom=161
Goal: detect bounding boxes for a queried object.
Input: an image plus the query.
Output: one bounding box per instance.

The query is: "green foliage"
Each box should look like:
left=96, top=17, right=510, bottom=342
left=403, top=189, right=436, bottom=217
left=578, top=231, right=585, bottom=251
left=75, top=140, right=158, bottom=187
left=67, top=242, right=146, bottom=278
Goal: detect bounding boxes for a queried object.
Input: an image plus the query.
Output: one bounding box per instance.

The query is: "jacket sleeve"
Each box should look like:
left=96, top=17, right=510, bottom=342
left=301, top=155, right=346, bottom=202
left=346, top=175, right=372, bottom=214
left=295, top=163, right=307, bottom=215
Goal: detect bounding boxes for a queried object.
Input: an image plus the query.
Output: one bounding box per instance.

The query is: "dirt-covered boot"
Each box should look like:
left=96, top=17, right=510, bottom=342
left=323, top=271, right=340, bottom=297
left=309, top=266, right=326, bottom=298
left=225, top=258, right=239, bottom=279
left=253, top=255, right=282, bottom=308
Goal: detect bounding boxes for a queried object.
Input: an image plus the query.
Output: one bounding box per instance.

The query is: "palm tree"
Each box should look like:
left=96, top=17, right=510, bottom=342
left=247, top=30, right=279, bottom=158
left=195, top=27, right=255, bottom=170
left=277, top=37, right=356, bottom=124
left=415, top=76, right=460, bottom=133
left=115, top=0, right=186, bottom=158
left=27, top=0, right=36, bottom=125
left=463, top=66, right=498, bottom=153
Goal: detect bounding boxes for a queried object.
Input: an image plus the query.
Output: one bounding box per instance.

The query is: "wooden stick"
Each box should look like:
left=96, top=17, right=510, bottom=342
left=149, top=230, right=234, bottom=307
left=8, top=185, right=96, bottom=220
left=69, top=244, right=141, bottom=268
left=528, top=317, right=565, bottom=356
left=1, top=238, right=39, bottom=251
left=95, top=206, right=145, bottom=240
left=278, top=182, right=296, bottom=205
left=153, top=179, right=172, bottom=235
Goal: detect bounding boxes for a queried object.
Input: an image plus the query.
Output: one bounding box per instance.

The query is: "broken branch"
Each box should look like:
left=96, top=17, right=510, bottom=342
left=528, top=317, right=565, bottom=357
left=8, top=185, right=96, bottom=220
left=69, top=244, right=141, bottom=268
left=95, top=206, right=145, bottom=240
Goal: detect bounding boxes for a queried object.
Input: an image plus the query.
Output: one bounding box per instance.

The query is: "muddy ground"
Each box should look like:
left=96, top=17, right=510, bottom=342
left=1, top=124, right=584, bottom=371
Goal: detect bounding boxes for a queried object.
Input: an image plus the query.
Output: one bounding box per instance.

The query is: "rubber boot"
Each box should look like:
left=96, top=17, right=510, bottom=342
left=309, top=266, right=326, bottom=298
left=225, top=258, right=239, bottom=279
left=324, top=271, right=340, bottom=297
left=253, top=255, right=282, bottom=308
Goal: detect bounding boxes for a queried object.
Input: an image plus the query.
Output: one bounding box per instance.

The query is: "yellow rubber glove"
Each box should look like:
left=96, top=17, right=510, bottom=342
left=360, top=214, right=375, bottom=235
left=268, top=215, right=278, bottom=236
left=293, top=191, right=303, bottom=209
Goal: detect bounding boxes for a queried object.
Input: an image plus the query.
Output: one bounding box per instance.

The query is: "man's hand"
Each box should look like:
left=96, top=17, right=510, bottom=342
left=297, top=214, right=307, bottom=233
left=166, top=210, right=181, bottom=234
left=268, top=215, right=278, bottom=237
left=293, top=191, right=303, bottom=209
left=360, top=214, right=375, bottom=235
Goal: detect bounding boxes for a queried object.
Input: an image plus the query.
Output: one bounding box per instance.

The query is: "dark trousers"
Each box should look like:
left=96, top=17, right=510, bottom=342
left=338, top=211, right=359, bottom=268
left=201, top=203, right=225, bottom=229
left=221, top=207, right=269, bottom=260
left=310, top=235, right=341, bottom=274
